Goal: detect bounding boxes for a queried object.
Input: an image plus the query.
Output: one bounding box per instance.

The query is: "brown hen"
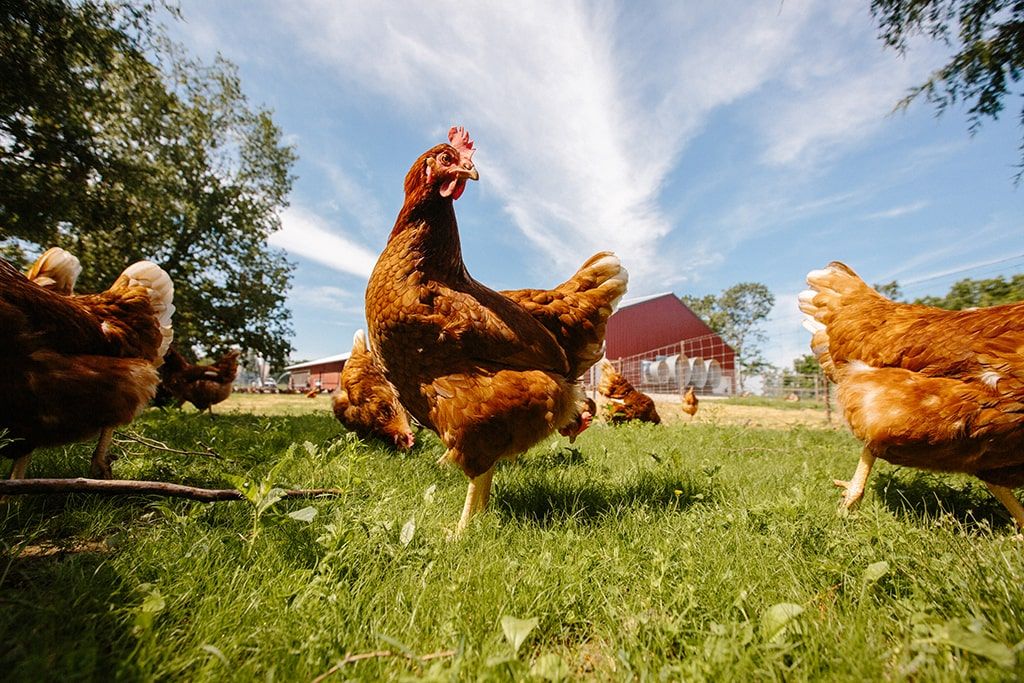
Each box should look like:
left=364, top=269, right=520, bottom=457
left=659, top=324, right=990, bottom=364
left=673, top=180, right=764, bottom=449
left=159, top=347, right=239, bottom=413
left=365, top=126, right=627, bottom=532
left=681, top=386, right=699, bottom=418
left=596, top=359, right=661, bottom=425
left=1, top=256, right=174, bottom=479
left=800, top=261, right=1024, bottom=527
left=332, top=330, right=415, bottom=450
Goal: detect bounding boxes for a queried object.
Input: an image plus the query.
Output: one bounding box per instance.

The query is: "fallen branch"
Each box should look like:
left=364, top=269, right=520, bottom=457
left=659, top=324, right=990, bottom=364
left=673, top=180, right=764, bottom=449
left=114, top=431, right=223, bottom=459
left=311, top=649, right=456, bottom=683
left=0, top=478, right=342, bottom=502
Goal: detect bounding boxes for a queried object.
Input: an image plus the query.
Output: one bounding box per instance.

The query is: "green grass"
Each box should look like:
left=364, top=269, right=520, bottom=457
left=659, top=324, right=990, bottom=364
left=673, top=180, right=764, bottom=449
left=3, top=409, right=1024, bottom=681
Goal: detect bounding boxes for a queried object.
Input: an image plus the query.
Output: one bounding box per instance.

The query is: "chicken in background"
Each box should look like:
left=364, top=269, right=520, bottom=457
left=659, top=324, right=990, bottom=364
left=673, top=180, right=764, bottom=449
left=800, top=261, right=1024, bottom=528
left=1, top=255, right=174, bottom=479
left=365, top=126, right=627, bottom=532
left=158, top=347, right=240, bottom=414
left=332, top=330, right=415, bottom=450
left=596, top=359, right=661, bottom=425
left=681, top=386, right=699, bottom=418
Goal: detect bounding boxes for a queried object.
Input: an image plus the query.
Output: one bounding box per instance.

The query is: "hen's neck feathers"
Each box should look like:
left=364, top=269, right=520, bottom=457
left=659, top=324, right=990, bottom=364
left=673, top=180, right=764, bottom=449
left=390, top=183, right=468, bottom=281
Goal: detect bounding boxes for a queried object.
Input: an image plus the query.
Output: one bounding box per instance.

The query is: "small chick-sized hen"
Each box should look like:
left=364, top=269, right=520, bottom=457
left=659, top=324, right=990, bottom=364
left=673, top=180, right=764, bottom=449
left=159, top=347, right=239, bottom=413
left=1, top=256, right=174, bottom=479
left=681, top=386, right=699, bottom=418
left=332, top=330, right=415, bottom=450
left=365, top=126, right=627, bottom=532
left=800, top=261, right=1024, bottom=527
left=597, top=359, right=661, bottom=425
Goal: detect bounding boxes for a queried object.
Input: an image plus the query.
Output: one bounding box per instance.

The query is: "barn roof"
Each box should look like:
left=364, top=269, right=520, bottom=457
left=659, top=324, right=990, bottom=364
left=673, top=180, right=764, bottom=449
left=284, top=352, right=351, bottom=371
left=605, top=292, right=735, bottom=360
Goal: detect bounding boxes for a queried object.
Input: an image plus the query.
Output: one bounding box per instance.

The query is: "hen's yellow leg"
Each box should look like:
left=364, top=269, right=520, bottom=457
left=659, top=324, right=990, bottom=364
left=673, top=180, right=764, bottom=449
left=984, top=483, right=1024, bottom=529
left=834, top=448, right=875, bottom=510
left=456, top=465, right=496, bottom=534
left=89, top=427, right=115, bottom=479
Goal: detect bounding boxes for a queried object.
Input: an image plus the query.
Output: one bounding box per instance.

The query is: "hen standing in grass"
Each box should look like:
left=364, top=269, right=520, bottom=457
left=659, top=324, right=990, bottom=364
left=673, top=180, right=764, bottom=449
left=596, top=359, right=661, bottom=425
left=365, top=127, right=627, bottom=532
left=159, top=347, right=240, bottom=414
left=800, top=261, right=1024, bottom=527
left=332, top=330, right=415, bottom=450
left=1, top=254, right=174, bottom=479
left=681, top=386, right=699, bottom=418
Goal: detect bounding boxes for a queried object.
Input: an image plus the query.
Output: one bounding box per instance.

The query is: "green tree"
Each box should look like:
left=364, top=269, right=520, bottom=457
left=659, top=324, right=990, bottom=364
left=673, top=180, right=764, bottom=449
left=873, top=279, right=904, bottom=300
left=871, top=0, right=1024, bottom=178
left=0, top=1, right=296, bottom=363
left=681, top=282, right=775, bottom=385
left=914, top=273, right=1024, bottom=309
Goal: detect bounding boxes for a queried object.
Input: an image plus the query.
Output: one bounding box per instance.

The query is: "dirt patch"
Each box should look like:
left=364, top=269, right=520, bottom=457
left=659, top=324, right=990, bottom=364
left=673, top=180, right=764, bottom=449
left=12, top=540, right=109, bottom=559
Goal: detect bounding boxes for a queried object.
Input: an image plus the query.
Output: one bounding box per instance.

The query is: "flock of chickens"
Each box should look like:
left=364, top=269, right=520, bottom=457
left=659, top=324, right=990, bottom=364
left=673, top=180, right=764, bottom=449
left=2, top=126, right=1023, bottom=533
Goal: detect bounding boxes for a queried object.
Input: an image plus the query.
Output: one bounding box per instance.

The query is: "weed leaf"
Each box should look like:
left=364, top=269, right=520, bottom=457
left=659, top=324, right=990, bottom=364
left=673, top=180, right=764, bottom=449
left=400, top=518, right=416, bottom=546
left=530, top=653, right=569, bottom=680
left=862, top=560, right=890, bottom=585
left=501, top=616, right=538, bottom=655
left=761, top=603, right=804, bottom=641
left=937, top=621, right=1015, bottom=668
left=286, top=506, right=317, bottom=523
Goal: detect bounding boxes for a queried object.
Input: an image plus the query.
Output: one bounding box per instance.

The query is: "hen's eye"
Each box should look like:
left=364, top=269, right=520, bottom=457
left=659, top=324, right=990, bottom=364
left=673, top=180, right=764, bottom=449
left=440, top=152, right=453, bottom=165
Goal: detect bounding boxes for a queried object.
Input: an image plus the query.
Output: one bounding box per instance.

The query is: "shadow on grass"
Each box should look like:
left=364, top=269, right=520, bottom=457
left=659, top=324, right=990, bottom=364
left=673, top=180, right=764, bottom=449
left=0, top=542, right=140, bottom=680
left=873, top=469, right=1014, bottom=531
left=518, top=446, right=589, bottom=469
left=494, top=469, right=714, bottom=527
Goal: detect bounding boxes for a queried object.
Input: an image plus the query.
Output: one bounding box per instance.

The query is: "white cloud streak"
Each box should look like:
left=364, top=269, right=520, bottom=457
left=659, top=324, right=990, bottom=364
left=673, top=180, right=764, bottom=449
left=864, top=200, right=929, bottom=220
left=276, top=1, right=832, bottom=287
left=269, top=205, right=378, bottom=278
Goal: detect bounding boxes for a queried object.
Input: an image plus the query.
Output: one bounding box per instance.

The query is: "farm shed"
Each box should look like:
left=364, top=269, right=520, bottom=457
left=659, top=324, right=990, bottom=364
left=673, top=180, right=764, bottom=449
left=284, top=352, right=349, bottom=392
left=602, top=292, right=737, bottom=394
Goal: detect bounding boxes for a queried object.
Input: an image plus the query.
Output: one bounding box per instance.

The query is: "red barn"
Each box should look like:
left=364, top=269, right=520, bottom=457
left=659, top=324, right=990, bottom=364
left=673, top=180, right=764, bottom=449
left=284, top=353, right=349, bottom=392
left=601, top=293, right=737, bottom=394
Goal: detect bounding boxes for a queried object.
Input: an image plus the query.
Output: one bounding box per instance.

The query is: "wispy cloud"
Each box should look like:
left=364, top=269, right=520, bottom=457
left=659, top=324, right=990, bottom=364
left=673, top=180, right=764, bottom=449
left=864, top=200, right=929, bottom=220
left=269, top=205, right=378, bottom=278
left=278, top=1, right=826, bottom=286
left=286, top=284, right=361, bottom=315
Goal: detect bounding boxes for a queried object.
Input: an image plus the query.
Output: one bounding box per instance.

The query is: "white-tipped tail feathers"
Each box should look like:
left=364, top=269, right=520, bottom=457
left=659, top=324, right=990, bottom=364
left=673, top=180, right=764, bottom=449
left=27, top=247, right=82, bottom=294
left=586, top=252, right=629, bottom=314
left=120, top=261, right=175, bottom=357
left=352, top=329, right=368, bottom=354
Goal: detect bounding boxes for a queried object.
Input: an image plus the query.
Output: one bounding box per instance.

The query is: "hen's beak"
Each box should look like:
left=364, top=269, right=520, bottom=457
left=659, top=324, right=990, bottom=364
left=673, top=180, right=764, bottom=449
left=457, top=162, right=479, bottom=181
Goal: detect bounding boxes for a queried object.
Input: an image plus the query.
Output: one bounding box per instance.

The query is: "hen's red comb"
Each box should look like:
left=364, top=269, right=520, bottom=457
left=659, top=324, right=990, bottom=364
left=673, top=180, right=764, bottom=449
left=448, top=126, right=475, bottom=162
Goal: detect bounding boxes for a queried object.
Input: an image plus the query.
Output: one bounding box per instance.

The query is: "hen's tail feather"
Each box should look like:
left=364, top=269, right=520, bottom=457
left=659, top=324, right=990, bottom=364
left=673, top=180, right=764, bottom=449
left=114, top=262, right=175, bottom=359
left=798, top=261, right=879, bottom=378
left=352, top=329, right=368, bottom=355
left=566, top=251, right=629, bottom=313
left=27, top=247, right=82, bottom=294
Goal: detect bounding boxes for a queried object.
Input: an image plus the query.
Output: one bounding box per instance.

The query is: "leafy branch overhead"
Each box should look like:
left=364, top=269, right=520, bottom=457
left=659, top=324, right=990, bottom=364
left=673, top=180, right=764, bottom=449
left=0, top=1, right=298, bottom=362
left=871, top=0, right=1024, bottom=179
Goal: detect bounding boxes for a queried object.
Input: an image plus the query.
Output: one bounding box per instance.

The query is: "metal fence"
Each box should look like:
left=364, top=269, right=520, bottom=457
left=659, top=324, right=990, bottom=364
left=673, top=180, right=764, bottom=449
left=583, top=334, right=737, bottom=397
left=759, top=371, right=834, bottom=403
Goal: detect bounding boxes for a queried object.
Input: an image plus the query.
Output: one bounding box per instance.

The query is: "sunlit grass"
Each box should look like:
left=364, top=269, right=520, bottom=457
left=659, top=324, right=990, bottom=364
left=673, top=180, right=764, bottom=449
left=2, top=410, right=1023, bottom=680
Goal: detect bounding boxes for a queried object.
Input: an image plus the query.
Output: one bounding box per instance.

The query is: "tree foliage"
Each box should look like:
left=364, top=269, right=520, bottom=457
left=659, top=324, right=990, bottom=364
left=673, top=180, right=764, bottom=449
left=0, top=1, right=297, bottom=362
left=914, top=272, right=1024, bottom=308
left=681, top=283, right=775, bottom=381
left=871, top=0, right=1024, bottom=178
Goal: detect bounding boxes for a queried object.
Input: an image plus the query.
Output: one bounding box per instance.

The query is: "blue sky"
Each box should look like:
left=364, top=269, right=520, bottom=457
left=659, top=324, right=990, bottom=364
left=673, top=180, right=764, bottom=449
left=167, top=1, right=1024, bottom=369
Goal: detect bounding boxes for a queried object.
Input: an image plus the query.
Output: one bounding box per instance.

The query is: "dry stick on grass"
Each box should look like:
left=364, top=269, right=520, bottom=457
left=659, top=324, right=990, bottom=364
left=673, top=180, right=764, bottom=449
left=115, top=431, right=223, bottom=459
left=0, top=478, right=343, bottom=502
left=311, top=649, right=457, bottom=683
